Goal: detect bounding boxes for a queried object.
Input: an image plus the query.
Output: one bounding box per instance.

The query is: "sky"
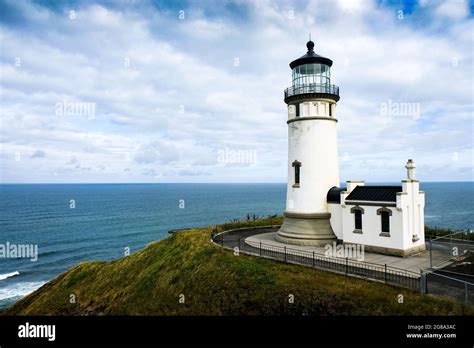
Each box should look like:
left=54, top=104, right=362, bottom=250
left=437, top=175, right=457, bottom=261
left=0, top=0, right=472, bottom=183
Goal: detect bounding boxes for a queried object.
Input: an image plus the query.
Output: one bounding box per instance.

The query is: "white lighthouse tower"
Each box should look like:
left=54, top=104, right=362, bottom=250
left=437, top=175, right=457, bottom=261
left=276, top=40, right=341, bottom=246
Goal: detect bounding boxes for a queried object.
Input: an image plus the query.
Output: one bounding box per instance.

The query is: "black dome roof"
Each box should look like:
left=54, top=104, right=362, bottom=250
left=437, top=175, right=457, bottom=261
left=327, top=186, right=345, bottom=203
left=289, top=40, right=333, bottom=69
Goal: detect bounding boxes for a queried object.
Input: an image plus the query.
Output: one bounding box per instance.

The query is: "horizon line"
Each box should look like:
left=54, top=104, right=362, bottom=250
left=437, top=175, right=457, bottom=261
left=0, top=181, right=473, bottom=185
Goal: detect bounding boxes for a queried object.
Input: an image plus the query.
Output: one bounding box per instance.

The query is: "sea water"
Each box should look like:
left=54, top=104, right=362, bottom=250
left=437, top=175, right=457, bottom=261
left=0, top=182, right=472, bottom=309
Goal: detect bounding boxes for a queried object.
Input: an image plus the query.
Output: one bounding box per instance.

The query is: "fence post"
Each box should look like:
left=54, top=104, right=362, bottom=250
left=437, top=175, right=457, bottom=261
left=284, top=246, right=287, bottom=262
left=420, top=270, right=425, bottom=295
left=419, top=270, right=422, bottom=294
left=429, top=236, right=433, bottom=268
left=425, top=271, right=429, bottom=294
left=259, top=241, right=262, bottom=256
left=345, top=257, right=348, bottom=275
left=384, top=264, right=387, bottom=283
left=312, top=251, right=315, bottom=267
left=465, top=282, right=468, bottom=304
left=221, top=233, right=224, bottom=247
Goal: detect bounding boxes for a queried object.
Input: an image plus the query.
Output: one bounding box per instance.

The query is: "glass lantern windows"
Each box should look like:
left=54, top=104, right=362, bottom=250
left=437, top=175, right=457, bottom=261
left=311, top=64, right=318, bottom=75
left=292, top=63, right=331, bottom=88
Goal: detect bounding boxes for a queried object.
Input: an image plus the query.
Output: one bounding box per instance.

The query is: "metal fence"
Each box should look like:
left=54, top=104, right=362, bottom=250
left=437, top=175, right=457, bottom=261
left=421, top=270, right=474, bottom=305
left=428, top=230, right=474, bottom=268
left=212, top=227, right=474, bottom=304
left=212, top=227, right=420, bottom=291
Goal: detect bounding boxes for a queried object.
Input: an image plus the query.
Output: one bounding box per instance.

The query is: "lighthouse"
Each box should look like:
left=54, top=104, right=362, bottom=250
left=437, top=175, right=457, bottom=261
left=276, top=40, right=341, bottom=246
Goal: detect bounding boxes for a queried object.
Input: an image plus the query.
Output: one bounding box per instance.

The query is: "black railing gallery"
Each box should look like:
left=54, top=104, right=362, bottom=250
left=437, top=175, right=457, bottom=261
left=284, top=83, right=340, bottom=99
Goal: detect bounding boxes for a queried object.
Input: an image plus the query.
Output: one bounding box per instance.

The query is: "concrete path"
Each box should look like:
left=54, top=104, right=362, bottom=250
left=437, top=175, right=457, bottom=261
left=245, top=232, right=450, bottom=274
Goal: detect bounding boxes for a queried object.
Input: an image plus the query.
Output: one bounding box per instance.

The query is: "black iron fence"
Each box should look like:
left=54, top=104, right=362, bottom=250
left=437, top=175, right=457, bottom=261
left=212, top=226, right=474, bottom=304
left=212, top=227, right=420, bottom=291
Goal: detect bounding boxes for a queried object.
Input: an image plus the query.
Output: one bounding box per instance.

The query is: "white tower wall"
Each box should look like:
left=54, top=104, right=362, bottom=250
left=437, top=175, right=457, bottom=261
left=286, top=99, right=339, bottom=213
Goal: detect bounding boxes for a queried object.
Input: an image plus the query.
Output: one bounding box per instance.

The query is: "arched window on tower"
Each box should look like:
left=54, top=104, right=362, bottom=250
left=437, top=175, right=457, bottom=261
left=292, top=160, right=301, bottom=188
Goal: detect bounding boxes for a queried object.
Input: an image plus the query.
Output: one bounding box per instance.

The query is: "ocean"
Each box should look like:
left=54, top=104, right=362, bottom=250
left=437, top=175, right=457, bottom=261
left=0, top=182, right=472, bottom=309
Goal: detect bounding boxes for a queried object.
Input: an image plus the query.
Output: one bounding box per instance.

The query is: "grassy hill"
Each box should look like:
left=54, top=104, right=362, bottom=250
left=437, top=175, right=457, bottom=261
left=4, top=226, right=473, bottom=316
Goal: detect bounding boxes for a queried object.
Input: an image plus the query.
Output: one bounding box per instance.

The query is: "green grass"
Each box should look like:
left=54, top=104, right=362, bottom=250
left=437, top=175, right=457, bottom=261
left=213, top=215, right=283, bottom=233
left=4, top=226, right=473, bottom=316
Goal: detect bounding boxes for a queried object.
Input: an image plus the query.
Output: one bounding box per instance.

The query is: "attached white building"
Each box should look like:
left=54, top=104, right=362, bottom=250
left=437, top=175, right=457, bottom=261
left=276, top=40, right=425, bottom=257
left=327, top=160, right=425, bottom=256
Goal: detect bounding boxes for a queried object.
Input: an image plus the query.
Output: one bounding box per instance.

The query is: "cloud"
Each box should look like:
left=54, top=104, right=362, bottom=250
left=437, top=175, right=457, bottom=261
left=134, top=140, right=179, bottom=165
left=435, top=0, right=469, bottom=19
left=142, top=168, right=159, bottom=177
left=0, top=0, right=472, bottom=183
left=30, top=150, right=46, bottom=158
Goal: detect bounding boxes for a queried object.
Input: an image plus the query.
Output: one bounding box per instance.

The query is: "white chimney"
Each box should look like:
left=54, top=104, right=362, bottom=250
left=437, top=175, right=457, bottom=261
left=346, top=180, right=365, bottom=193
left=405, top=159, right=416, bottom=181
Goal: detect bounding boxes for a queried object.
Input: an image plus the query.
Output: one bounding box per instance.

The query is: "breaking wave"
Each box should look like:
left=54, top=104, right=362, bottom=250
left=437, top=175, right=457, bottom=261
left=0, top=281, right=46, bottom=301
left=0, top=271, right=20, bottom=281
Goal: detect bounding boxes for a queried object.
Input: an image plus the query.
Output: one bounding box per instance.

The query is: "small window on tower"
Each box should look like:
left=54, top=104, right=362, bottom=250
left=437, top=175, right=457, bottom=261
left=295, top=165, right=300, bottom=184
left=295, top=104, right=300, bottom=117
left=292, top=160, right=301, bottom=187
left=329, top=104, right=332, bottom=117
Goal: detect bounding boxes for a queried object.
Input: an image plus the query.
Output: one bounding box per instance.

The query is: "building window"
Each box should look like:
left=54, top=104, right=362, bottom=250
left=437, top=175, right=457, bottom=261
left=292, top=160, right=301, bottom=187
left=377, top=207, right=392, bottom=237
left=350, top=206, right=364, bottom=233
left=329, top=104, right=332, bottom=117
left=354, top=210, right=362, bottom=230
left=295, top=104, right=300, bottom=117
left=381, top=212, right=390, bottom=233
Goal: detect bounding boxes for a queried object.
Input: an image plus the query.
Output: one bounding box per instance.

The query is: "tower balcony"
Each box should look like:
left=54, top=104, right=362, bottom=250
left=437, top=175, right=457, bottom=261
left=284, top=83, right=340, bottom=104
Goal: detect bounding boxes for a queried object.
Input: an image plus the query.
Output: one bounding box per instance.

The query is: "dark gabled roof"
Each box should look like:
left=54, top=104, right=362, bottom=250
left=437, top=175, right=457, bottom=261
left=345, top=186, right=402, bottom=202
left=327, top=186, right=345, bottom=203
left=289, top=41, right=333, bottom=69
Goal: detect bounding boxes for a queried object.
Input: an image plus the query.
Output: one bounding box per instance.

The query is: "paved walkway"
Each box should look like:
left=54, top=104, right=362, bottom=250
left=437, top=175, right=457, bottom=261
left=245, top=232, right=450, bottom=274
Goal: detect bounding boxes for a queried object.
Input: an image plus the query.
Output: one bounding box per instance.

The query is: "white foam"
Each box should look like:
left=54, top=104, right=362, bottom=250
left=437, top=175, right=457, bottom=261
left=0, top=271, right=20, bottom=281
left=0, top=281, right=46, bottom=301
